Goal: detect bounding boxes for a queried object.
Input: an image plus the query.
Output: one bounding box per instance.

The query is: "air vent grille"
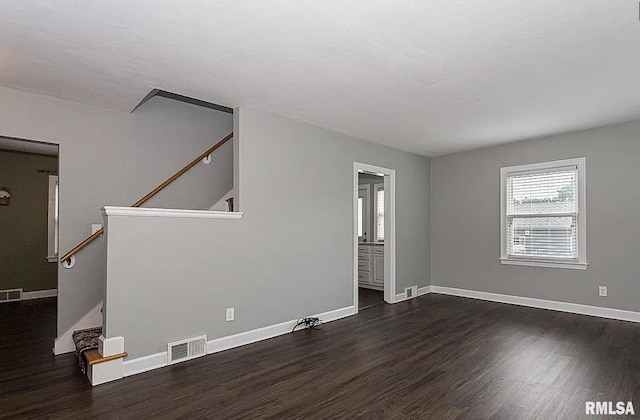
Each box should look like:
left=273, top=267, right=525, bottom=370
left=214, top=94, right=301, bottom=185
left=171, top=343, right=189, bottom=361
left=405, top=286, right=418, bottom=299
left=0, top=289, right=23, bottom=303
left=167, top=335, right=207, bottom=365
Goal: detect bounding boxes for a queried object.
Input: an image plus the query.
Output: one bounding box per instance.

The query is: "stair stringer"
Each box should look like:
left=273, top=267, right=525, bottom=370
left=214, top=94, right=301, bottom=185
left=53, top=301, right=103, bottom=355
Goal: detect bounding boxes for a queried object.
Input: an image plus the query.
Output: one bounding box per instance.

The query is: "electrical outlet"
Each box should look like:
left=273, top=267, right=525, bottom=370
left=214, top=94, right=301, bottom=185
left=598, top=286, right=608, bottom=297
left=225, top=307, right=235, bottom=321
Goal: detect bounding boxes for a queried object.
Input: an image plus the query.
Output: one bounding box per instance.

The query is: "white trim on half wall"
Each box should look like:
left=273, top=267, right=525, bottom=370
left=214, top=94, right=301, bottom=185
left=102, top=206, right=243, bottom=219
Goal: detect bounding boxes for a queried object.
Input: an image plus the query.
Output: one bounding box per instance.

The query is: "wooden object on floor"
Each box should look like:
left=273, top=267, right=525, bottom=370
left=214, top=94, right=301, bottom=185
left=83, top=349, right=128, bottom=365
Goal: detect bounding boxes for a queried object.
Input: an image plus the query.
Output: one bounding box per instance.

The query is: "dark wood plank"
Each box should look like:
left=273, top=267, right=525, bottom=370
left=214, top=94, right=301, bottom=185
left=358, top=287, right=384, bottom=310
left=2, top=294, right=639, bottom=419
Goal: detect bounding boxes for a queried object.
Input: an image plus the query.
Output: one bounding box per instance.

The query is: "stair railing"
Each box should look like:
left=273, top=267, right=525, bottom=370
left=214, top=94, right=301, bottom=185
left=59, top=132, right=233, bottom=266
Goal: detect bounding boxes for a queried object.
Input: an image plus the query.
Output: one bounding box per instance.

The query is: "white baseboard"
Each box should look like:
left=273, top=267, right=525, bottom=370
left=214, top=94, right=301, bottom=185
left=22, top=289, right=57, bottom=300
left=207, top=306, right=354, bottom=354
left=394, top=286, right=431, bottom=303
left=53, top=301, right=103, bottom=355
left=123, top=305, right=356, bottom=378
left=421, top=286, right=433, bottom=295
left=430, top=286, right=640, bottom=323
left=123, top=351, right=167, bottom=377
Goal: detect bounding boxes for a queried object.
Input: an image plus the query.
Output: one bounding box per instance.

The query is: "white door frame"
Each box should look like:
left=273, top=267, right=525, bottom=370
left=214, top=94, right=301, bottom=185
left=353, top=162, right=396, bottom=310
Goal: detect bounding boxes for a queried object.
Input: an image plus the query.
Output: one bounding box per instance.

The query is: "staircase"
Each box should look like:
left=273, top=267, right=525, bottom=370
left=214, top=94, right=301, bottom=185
left=72, top=326, right=127, bottom=385
left=59, top=132, right=233, bottom=385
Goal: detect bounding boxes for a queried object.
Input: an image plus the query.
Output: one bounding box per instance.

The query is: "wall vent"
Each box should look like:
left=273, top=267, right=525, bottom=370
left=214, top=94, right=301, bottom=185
left=167, top=335, right=207, bottom=365
left=0, top=289, right=22, bottom=303
left=405, top=286, right=418, bottom=299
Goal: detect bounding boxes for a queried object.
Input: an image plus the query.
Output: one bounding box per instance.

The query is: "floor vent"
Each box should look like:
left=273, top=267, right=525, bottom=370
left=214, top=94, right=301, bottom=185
left=405, top=286, right=418, bottom=299
left=0, top=289, right=22, bottom=303
left=167, top=335, right=207, bottom=365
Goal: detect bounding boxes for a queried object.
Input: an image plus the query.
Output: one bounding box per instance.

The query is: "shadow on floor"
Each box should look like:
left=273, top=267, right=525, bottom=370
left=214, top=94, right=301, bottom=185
left=358, top=287, right=384, bottom=310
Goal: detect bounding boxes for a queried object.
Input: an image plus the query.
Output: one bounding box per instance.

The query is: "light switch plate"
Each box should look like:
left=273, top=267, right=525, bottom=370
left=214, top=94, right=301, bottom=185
left=226, top=307, right=234, bottom=321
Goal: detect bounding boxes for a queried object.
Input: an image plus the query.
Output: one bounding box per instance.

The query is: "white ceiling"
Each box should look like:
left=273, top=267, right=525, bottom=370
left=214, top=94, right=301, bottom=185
left=0, top=1, right=639, bottom=156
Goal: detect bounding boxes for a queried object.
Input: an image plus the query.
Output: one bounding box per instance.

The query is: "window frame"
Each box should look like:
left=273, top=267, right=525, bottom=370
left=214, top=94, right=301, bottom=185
left=357, top=184, right=370, bottom=242
left=499, top=157, right=588, bottom=270
left=374, top=183, right=384, bottom=242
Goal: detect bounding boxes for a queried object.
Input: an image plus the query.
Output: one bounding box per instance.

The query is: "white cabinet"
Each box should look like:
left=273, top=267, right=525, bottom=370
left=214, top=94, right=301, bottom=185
left=373, top=252, right=384, bottom=287
left=358, top=245, right=384, bottom=290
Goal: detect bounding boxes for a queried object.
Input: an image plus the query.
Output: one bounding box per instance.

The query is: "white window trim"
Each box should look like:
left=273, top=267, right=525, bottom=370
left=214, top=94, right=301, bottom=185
left=373, top=183, right=384, bottom=242
left=499, top=157, right=588, bottom=270
left=357, top=184, right=370, bottom=242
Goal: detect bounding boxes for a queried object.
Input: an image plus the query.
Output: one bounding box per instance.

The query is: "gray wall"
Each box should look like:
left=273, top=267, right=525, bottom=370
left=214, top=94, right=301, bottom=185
left=0, top=86, right=233, bottom=337
left=104, top=106, right=431, bottom=358
left=0, top=150, right=58, bottom=292
left=358, top=173, right=384, bottom=242
left=431, top=120, right=640, bottom=312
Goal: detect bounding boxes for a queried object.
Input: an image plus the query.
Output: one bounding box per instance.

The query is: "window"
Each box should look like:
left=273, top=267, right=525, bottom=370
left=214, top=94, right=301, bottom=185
left=374, top=184, right=384, bottom=242
left=358, top=197, right=363, bottom=237
left=47, top=175, right=59, bottom=262
left=500, top=158, right=587, bottom=270
left=357, top=185, right=370, bottom=242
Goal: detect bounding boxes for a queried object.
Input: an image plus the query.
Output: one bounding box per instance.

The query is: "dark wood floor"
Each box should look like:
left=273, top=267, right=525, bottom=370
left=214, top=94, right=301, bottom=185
left=358, top=287, right=385, bottom=310
left=2, top=295, right=640, bottom=419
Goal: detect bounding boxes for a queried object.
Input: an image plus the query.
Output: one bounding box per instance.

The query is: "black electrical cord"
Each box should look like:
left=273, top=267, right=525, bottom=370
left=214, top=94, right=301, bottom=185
left=291, top=316, right=323, bottom=333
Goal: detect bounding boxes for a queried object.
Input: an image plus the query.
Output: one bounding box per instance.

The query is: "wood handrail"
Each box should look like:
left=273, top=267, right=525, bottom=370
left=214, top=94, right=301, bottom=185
left=59, top=132, right=234, bottom=263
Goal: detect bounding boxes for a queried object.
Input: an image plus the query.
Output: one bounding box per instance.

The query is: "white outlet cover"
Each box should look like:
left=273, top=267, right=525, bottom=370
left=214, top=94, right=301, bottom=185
left=226, top=307, right=234, bottom=321
left=599, top=286, right=608, bottom=297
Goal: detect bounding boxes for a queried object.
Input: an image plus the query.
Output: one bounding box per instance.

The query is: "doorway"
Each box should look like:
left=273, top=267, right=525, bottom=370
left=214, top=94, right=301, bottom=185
left=353, top=162, right=396, bottom=312
left=0, top=136, right=59, bottom=337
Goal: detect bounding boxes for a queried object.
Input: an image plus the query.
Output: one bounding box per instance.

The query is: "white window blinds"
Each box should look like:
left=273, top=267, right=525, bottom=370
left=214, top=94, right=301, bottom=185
left=506, top=166, right=578, bottom=260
